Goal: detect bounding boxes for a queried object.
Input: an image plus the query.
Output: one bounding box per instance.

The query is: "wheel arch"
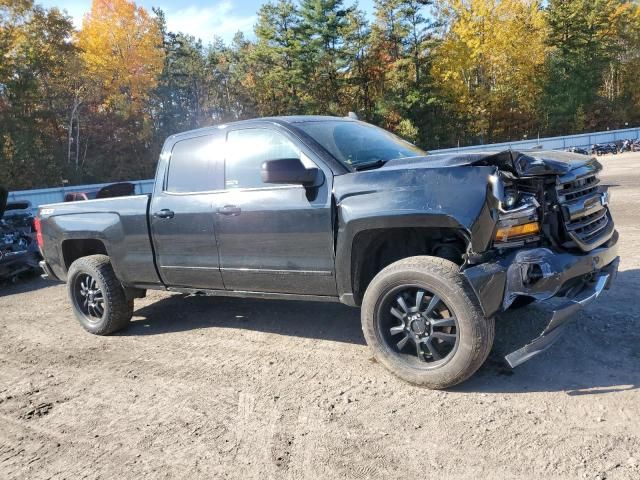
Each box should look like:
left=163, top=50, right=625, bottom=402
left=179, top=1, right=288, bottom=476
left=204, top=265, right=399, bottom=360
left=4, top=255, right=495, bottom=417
left=45, top=212, right=125, bottom=282
left=62, top=238, right=109, bottom=271
left=335, top=214, right=471, bottom=306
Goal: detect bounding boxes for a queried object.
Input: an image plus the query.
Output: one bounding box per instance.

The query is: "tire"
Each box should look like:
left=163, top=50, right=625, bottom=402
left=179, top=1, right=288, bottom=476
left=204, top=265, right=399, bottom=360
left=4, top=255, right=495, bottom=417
left=361, top=256, right=494, bottom=389
left=67, top=255, right=133, bottom=335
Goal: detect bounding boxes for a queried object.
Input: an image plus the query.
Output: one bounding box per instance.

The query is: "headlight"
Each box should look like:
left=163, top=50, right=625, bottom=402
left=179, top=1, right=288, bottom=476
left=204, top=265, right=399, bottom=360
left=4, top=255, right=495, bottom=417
left=503, top=190, right=518, bottom=209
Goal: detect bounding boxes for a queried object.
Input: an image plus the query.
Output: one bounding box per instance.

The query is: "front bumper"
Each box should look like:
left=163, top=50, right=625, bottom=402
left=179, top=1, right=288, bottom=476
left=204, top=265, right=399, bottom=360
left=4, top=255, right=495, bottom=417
left=463, top=231, right=619, bottom=367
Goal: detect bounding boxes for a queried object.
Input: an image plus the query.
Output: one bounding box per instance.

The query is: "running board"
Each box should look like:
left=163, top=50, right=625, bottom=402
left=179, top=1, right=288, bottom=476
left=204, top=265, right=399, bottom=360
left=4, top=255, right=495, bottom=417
left=166, top=286, right=340, bottom=303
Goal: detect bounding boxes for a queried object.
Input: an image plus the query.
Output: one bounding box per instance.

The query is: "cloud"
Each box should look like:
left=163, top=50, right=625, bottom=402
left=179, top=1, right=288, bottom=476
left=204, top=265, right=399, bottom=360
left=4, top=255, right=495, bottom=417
left=46, top=0, right=256, bottom=45
left=164, top=1, right=256, bottom=44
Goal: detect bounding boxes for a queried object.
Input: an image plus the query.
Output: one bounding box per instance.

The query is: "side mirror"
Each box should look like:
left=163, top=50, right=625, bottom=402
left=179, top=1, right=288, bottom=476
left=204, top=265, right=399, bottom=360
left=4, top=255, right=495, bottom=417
left=261, top=158, right=321, bottom=186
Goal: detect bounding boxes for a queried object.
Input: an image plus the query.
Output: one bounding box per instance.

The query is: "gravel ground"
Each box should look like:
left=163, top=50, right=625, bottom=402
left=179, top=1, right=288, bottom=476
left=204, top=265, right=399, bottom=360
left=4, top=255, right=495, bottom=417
left=1, top=153, right=639, bottom=479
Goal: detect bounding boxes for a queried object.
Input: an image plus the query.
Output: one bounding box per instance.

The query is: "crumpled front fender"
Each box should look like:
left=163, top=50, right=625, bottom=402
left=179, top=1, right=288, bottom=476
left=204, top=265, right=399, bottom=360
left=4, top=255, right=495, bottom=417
left=333, top=165, right=500, bottom=300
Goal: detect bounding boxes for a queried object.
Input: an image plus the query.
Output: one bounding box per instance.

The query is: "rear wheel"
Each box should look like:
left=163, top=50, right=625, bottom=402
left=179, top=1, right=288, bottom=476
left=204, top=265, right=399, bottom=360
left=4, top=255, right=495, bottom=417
left=67, top=255, right=133, bottom=335
left=361, top=256, right=494, bottom=389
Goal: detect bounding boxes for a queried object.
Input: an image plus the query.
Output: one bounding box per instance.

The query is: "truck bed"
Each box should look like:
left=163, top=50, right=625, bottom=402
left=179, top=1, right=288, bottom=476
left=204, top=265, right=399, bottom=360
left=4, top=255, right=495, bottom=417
left=38, top=195, right=162, bottom=287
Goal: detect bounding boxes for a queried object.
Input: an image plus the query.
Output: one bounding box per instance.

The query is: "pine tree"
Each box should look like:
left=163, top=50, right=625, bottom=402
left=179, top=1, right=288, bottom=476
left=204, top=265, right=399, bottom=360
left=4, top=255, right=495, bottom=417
left=543, top=0, right=621, bottom=133
left=370, top=0, right=436, bottom=144
left=248, top=0, right=305, bottom=115
left=299, top=0, right=351, bottom=113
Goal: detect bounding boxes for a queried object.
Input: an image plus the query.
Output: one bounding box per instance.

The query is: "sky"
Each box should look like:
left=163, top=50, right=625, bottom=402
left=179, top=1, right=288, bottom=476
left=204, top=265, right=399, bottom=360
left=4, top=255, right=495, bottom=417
left=41, top=0, right=376, bottom=44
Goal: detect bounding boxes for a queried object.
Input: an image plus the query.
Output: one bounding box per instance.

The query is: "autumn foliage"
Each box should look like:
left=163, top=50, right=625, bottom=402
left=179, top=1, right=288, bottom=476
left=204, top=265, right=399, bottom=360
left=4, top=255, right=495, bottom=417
left=2, top=0, right=640, bottom=189
left=78, top=0, right=164, bottom=110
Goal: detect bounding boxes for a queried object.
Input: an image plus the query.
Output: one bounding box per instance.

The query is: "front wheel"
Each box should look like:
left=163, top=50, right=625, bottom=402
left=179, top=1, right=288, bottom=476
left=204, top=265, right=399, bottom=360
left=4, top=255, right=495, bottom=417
left=361, top=256, right=494, bottom=389
left=67, top=255, right=133, bottom=335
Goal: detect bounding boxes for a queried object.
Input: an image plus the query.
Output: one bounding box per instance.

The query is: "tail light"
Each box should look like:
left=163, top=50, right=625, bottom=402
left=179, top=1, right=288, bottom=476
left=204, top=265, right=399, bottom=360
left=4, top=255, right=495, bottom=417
left=34, top=216, right=43, bottom=248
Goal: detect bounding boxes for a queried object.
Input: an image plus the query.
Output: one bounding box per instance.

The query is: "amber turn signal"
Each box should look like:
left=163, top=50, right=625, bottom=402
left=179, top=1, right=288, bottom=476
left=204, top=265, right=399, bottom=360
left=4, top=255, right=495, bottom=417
left=494, top=221, right=540, bottom=242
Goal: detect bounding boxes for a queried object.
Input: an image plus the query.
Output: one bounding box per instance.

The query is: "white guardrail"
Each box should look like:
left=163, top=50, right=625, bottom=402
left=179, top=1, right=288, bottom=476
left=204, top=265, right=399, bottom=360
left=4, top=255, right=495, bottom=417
left=429, top=125, right=640, bottom=154
left=7, top=125, right=640, bottom=213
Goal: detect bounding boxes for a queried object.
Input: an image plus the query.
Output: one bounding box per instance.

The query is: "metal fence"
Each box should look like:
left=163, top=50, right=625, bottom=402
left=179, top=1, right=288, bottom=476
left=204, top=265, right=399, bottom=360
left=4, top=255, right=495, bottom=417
left=429, top=125, right=640, bottom=154
left=7, top=179, right=155, bottom=214
left=6, top=125, right=640, bottom=213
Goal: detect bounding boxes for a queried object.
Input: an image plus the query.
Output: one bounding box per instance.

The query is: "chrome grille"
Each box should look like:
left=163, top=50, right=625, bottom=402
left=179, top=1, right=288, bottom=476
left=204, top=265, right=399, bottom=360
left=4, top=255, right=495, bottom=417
left=556, top=172, right=613, bottom=251
left=557, top=174, right=599, bottom=201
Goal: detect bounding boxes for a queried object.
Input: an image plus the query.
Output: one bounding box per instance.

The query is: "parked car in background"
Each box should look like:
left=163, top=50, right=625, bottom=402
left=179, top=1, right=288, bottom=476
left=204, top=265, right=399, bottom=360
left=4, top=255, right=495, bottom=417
left=35, top=116, right=619, bottom=389
left=566, top=146, right=589, bottom=155
left=591, top=143, right=618, bottom=155
left=2, top=200, right=35, bottom=233
left=0, top=187, right=40, bottom=282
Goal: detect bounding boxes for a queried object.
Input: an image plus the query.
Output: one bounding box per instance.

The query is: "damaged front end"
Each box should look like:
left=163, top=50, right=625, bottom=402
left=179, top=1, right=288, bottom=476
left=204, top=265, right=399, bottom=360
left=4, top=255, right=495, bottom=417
left=465, top=241, right=619, bottom=367
left=463, top=150, right=620, bottom=367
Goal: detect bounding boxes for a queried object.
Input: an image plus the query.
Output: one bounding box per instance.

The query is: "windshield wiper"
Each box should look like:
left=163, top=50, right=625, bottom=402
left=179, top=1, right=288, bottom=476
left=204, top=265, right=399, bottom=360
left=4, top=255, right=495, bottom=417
left=353, top=159, right=388, bottom=171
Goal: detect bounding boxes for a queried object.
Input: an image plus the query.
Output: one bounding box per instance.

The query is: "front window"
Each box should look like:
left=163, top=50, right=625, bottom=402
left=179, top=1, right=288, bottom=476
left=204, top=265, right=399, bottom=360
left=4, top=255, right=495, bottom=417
left=225, top=128, right=301, bottom=189
left=295, top=120, right=425, bottom=169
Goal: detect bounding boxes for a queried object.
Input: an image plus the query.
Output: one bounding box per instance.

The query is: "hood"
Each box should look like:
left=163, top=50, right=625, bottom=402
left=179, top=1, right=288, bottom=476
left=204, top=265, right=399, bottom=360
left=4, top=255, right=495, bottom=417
left=0, top=186, right=7, bottom=218
left=383, top=149, right=597, bottom=177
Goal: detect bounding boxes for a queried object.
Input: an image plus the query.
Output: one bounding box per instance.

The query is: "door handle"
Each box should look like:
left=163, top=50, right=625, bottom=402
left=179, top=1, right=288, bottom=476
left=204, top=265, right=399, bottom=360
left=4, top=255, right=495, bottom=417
left=217, top=205, right=241, bottom=216
left=153, top=209, right=175, bottom=219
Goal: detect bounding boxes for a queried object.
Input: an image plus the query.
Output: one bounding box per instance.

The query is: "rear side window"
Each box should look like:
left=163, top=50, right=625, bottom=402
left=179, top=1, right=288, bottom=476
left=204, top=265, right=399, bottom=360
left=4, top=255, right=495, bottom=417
left=225, top=128, right=300, bottom=189
left=166, top=135, right=222, bottom=193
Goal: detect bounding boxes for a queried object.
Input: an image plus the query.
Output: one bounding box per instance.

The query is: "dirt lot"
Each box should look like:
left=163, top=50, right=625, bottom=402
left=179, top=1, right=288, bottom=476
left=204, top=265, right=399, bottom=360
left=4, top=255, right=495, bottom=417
left=1, top=153, right=639, bottom=480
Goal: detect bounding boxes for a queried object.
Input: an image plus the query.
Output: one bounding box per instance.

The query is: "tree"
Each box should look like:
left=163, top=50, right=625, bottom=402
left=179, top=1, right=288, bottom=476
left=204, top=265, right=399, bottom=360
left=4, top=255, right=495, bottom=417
left=0, top=0, right=80, bottom=188
left=341, top=7, right=375, bottom=119
left=77, top=0, right=164, bottom=113
left=218, top=32, right=259, bottom=121
left=542, top=0, right=618, bottom=133
left=299, top=0, right=351, bottom=113
left=609, top=2, right=640, bottom=128
left=5, top=0, right=640, bottom=192
left=369, top=0, right=436, bottom=144
left=152, top=8, right=212, bottom=138
left=75, top=0, right=165, bottom=182
left=432, top=0, right=547, bottom=144
left=248, top=0, right=306, bottom=115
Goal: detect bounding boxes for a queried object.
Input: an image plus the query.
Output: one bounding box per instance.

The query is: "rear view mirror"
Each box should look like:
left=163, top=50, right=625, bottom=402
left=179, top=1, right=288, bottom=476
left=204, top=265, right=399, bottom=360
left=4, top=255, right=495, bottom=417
left=261, top=158, right=321, bottom=186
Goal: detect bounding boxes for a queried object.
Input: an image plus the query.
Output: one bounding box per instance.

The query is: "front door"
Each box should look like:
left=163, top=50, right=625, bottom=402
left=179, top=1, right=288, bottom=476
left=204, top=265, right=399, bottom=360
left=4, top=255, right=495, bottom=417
left=213, top=126, right=336, bottom=295
left=150, top=133, right=225, bottom=289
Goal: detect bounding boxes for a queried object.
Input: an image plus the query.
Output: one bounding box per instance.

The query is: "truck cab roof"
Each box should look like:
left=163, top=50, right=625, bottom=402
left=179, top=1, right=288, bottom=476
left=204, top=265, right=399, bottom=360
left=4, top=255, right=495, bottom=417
left=166, top=115, right=357, bottom=141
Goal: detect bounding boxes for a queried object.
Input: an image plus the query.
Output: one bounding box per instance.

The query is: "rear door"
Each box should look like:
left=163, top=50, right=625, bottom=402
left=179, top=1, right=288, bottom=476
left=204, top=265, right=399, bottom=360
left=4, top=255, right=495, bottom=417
left=150, top=132, right=225, bottom=289
left=212, top=126, right=336, bottom=295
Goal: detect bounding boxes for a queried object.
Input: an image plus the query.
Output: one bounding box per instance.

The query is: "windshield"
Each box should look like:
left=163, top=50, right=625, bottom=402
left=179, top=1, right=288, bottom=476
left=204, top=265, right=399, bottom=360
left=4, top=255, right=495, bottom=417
left=295, top=120, right=426, bottom=169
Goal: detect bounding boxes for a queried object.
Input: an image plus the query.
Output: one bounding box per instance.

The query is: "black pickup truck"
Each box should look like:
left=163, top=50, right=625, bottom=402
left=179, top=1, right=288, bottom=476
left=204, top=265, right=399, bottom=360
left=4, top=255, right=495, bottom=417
left=36, top=116, right=619, bottom=388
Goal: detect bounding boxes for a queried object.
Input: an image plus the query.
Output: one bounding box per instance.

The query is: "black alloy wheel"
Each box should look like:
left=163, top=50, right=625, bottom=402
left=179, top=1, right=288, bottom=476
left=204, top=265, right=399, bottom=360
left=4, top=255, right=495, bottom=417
left=376, top=285, right=459, bottom=368
left=73, top=273, right=105, bottom=322
left=67, top=255, right=134, bottom=335
left=361, top=256, right=494, bottom=388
